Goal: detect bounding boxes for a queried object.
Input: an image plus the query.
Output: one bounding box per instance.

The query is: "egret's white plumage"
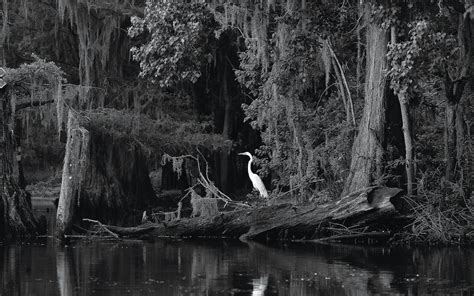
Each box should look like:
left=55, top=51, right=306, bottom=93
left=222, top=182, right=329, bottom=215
left=238, top=152, right=269, bottom=198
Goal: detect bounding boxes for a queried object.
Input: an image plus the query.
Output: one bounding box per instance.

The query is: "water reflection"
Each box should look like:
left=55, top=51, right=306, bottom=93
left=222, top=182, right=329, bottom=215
left=56, top=247, right=77, bottom=296
left=0, top=239, right=473, bottom=295
left=252, top=275, right=268, bottom=296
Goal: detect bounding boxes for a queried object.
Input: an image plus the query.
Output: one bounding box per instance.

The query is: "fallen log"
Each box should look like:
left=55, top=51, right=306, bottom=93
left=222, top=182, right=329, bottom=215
left=145, top=186, right=409, bottom=242
left=73, top=186, right=409, bottom=242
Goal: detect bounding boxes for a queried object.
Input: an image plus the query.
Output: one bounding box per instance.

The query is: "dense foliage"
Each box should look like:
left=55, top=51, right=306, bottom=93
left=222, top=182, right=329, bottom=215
left=128, top=0, right=473, bottom=243
left=235, top=2, right=359, bottom=201
left=1, top=0, right=473, bottom=243
left=129, top=1, right=217, bottom=87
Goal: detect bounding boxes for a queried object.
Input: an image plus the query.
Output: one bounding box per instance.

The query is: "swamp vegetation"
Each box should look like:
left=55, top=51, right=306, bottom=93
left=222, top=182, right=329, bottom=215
left=0, top=0, right=472, bottom=245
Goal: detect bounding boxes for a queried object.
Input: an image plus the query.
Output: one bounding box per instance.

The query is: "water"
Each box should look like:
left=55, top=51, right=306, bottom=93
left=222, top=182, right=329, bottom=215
left=1, top=200, right=472, bottom=295
left=1, top=238, right=473, bottom=295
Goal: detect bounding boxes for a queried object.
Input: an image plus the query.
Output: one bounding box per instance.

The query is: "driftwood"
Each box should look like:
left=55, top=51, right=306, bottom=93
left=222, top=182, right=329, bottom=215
left=83, top=218, right=156, bottom=238
left=83, top=218, right=119, bottom=238
left=80, top=186, right=408, bottom=242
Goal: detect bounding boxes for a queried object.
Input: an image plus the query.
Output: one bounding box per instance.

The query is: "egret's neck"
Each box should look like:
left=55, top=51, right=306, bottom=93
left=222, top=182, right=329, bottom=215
left=247, top=156, right=254, bottom=175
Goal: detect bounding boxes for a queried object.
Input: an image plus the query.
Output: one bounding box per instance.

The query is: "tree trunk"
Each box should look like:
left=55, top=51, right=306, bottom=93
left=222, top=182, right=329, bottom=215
left=444, top=98, right=466, bottom=183
left=220, top=58, right=231, bottom=193
left=221, top=60, right=232, bottom=138
left=13, top=117, right=25, bottom=189
left=356, top=0, right=363, bottom=99
left=0, top=0, right=7, bottom=66
left=0, top=87, right=38, bottom=237
left=391, top=25, right=415, bottom=196
left=342, top=10, right=388, bottom=196
left=56, top=110, right=161, bottom=240
left=399, top=97, right=414, bottom=195
left=56, top=110, right=87, bottom=239
left=444, top=11, right=472, bottom=185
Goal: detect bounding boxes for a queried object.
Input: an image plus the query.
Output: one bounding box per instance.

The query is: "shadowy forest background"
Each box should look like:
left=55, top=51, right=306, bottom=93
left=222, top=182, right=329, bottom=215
left=0, top=0, right=473, bottom=243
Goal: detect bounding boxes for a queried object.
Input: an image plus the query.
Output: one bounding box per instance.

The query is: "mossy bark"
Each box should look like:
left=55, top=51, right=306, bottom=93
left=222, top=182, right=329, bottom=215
left=343, top=12, right=388, bottom=196
left=0, top=87, right=38, bottom=237
left=56, top=110, right=87, bottom=239
left=444, top=8, right=473, bottom=190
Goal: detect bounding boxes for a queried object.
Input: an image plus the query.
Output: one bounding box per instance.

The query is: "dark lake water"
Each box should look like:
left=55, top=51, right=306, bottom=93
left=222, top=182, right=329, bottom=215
left=1, top=238, right=473, bottom=295
left=1, top=202, right=472, bottom=295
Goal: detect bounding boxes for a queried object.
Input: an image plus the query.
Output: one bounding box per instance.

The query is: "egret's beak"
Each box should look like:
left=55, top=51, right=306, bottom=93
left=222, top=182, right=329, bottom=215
left=238, top=152, right=245, bottom=156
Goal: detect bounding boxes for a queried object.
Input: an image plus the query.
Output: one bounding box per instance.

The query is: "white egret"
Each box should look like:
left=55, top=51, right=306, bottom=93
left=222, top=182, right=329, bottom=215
left=238, top=152, right=269, bottom=198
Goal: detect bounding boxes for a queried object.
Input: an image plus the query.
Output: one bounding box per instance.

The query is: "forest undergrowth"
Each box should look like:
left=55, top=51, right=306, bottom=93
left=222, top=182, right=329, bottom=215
left=395, top=171, right=474, bottom=245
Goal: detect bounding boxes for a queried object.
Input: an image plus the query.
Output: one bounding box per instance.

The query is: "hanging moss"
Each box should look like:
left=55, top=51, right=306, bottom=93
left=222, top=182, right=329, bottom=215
left=207, top=0, right=357, bottom=201
left=5, top=56, right=66, bottom=144
left=57, top=0, right=140, bottom=105
left=161, top=154, right=185, bottom=180
left=1, top=0, right=9, bottom=65
left=79, top=108, right=232, bottom=155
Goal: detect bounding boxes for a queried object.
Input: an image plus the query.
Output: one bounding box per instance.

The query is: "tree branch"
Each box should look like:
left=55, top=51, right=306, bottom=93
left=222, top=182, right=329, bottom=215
left=16, top=99, right=54, bottom=111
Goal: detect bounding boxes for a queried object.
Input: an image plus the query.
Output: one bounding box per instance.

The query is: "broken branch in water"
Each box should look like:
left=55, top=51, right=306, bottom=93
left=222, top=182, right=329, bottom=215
left=83, top=218, right=120, bottom=239
left=83, top=219, right=158, bottom=238
left=309, top=231, right=391, bottom=243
